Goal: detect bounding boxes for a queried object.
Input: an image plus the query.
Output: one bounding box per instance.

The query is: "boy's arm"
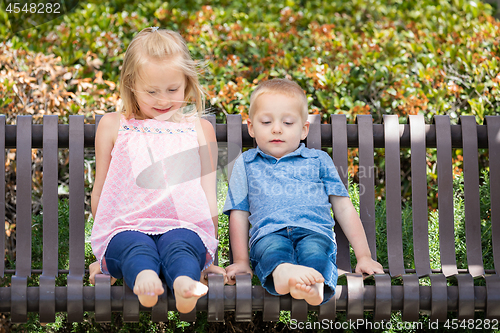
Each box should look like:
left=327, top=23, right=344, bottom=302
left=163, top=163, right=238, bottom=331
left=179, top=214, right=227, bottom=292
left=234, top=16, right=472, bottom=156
left=226, top=210, right=253, bottom=285
left=329, top=195, right=384, bottom=275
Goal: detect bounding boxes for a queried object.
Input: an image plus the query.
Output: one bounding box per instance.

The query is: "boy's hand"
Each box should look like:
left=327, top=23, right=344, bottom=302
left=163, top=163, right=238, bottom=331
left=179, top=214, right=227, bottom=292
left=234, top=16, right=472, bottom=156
left=354, top=256, right=384, bottom=276
left=200, top=264, right=228, bottom=286
left=225, top=261, right=253, bottom=285
left=89, top=261, right=117, bottom=285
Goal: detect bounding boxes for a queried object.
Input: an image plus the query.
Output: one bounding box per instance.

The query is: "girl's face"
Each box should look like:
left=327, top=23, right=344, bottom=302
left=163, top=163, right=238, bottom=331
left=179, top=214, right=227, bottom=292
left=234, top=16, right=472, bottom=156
left=134, top=57, right=187, bottom=120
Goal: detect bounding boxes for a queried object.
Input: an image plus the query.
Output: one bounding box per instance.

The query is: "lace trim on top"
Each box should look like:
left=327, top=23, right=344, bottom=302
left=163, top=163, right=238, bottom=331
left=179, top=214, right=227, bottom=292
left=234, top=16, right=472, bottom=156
left=119, top=124, right=196, bottom=134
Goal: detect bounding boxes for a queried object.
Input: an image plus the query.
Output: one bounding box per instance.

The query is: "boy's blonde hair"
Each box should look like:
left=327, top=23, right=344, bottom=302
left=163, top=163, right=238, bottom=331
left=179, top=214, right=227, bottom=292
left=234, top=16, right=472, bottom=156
left=120, top=27, right=205, bottom=121
left=249, top=79, right=308, bottom=121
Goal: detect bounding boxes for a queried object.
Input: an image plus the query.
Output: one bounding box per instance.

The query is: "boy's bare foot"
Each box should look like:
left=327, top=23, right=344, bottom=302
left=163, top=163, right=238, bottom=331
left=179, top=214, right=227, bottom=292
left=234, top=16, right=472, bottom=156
left=272, top=263, right=325, bottom=304
left=133, top=270, right=164, bottom=307
left=173, top=276, right=208, bottom=313
left=289, top=277, right=324, bottom=305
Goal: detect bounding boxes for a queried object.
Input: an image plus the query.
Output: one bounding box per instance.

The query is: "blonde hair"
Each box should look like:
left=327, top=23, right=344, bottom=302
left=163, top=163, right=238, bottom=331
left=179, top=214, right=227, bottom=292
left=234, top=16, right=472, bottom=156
left=119, top=27, right=205, bottom=121
left=249, top=79, right=308, bottom=121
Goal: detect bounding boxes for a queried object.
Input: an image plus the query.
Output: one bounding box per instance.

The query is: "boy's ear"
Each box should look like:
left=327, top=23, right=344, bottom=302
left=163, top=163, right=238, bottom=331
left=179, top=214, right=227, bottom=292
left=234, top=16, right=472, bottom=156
left=247, top=117, right=255, bottom=138
left=301, top=120, right=310, bottom=140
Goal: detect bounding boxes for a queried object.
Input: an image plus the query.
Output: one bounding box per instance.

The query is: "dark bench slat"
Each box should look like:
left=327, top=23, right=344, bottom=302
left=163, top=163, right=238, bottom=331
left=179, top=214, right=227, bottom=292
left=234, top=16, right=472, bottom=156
left=42, top=115, right=59, bottom=276
left=460, top=116, right=484, bottom=277
left=204, top=115, right=225, bottom=322
left=409, top=115, right=431, bottom=277
left=429, top=274, right=448, bottom=321
left=0, top=115, right=5, bottom=277
left=123, top=285, right=140, bottom=322
left=151, top=286, right=169, bottom=322
left=263, top=290, right=279, bottom=321
left=331, top=114, right=351, bottom=274
left=11, top=116, right=33, bottom=323
left=357, top=115, right=377, bottom=259
left=402, top=274, right=420, bottom=321
left=207, top=274, right=224, bottom=322
left=291, top=298, right=308, bottom=322
left=434, top=116, right=458, bottom=277
left=486, top=116, right=500, bottom=274
left=346, top=273, right=364, bottom=320
left=373, top=274, right=391, bottom=321
left=431, top=116, right=455, bottom=323
left=235, top=274, right=252, bottom=321
left=456, top=274, right=475, bottom=320
left=226, top=114, right=242, bottom=180
left=39, top=115, right=59, bottom=323
left=383, top=115, right=405, bottom=277
left=15, top=116, right=32, bottom=277
left=306, top=114, right=321, bottom=150
left=485, top=275, right=500, bottom=319
left=67, top=116, right=85, bottom=322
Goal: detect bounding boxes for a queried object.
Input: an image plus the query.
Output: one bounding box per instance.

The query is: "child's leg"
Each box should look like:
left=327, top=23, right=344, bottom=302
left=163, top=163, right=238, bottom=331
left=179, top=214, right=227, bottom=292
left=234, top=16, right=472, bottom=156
left=293, top=228, right=337, bottom=305
left=250, top=228, right=324, bottom=298
left=157, top=229, right=207, bottom=313
left=105, top=231, right=164, bottom=307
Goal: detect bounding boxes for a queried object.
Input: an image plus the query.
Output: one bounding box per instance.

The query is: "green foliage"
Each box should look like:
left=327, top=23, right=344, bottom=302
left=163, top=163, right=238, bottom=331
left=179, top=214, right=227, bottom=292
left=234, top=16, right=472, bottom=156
left=1, top=0, right=500, bottom=122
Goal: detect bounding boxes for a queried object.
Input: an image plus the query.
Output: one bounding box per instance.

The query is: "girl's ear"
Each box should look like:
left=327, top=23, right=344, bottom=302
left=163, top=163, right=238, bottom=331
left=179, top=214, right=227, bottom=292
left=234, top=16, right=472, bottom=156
left=247, top=118, right=255, bottom=138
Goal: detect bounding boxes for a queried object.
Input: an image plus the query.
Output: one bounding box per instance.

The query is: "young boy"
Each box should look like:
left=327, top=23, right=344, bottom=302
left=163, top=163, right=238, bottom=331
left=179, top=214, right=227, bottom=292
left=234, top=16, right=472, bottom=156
left=223, top=78, right=383, bottom=306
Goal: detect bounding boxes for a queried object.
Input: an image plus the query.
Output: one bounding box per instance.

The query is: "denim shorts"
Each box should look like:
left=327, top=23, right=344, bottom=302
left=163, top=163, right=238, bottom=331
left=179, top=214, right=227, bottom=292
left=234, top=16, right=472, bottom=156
left=104, top=229, right=206, bottom=291
left=250, top=226, right=337, bottom=305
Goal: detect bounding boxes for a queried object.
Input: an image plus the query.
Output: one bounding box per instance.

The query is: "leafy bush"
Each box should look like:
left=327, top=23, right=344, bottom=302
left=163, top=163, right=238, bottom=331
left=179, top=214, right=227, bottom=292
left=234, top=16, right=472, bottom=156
left=1, top=0, right=499, bottom=123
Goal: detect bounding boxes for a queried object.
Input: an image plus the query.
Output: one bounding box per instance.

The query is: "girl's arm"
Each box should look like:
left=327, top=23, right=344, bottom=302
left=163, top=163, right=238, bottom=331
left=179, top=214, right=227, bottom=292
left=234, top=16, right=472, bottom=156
left=329, top=195, right=384, bottom=275
left=195, top=118, right=218, bottom=235
left=195, top=118, right=229, bottom=283
left=91, top=112, right=120, bottom=218
left=90, top=112, right=120, bottom=278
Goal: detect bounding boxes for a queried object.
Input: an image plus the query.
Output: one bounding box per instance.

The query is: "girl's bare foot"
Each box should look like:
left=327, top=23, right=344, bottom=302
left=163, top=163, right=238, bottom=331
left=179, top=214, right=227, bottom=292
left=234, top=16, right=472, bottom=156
left=173, top=276, right=208, bottom=313
left=272, top=263, right=324, bottom=301
left=289, top=277, right=324, bottom=305
left=133, top=270, right=164, bottom=307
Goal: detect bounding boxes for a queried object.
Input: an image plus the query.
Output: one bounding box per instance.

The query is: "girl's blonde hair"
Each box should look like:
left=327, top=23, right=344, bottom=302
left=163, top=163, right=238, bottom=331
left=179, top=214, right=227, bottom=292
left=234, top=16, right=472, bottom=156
left=120, top=27, right=205, bottom=121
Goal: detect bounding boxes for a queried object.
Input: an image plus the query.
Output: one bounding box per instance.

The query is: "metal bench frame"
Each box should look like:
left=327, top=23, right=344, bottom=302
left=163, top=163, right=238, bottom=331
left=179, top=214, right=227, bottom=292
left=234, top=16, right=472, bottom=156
left=0, top=113, right=499, bottom=323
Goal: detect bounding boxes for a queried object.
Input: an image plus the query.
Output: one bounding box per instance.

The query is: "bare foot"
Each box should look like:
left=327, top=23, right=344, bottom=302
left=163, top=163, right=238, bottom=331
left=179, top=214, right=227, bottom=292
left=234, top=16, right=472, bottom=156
left=133, top=270, right=164, bottom=307
left=289, top=277, right=324, bottom=305
left=272, top=263, right=324, bottom=304
left=173, top=276, right=208, bottom=313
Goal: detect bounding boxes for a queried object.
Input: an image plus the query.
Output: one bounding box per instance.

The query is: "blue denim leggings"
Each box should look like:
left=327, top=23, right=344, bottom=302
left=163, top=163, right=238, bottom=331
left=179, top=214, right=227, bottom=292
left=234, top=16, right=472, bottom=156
left=250, top=226, right=337, bottom=305
left=104, top=229, right=206, bottom=291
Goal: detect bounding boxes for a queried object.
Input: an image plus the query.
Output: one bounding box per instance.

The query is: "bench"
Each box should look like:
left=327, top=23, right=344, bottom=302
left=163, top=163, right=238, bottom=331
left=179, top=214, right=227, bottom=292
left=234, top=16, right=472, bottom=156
left=0, top=113, right=499, bottom=324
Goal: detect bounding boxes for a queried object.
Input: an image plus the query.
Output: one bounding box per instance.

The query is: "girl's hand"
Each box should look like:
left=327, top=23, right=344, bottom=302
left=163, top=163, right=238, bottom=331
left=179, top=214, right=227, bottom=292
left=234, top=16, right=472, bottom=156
left=89, top=261, right=117, bottom=285
left=354, top=256, right=384, bottom=276
left=200, top=264, right=228, bottom=285
left=225, top=262, right=253, bottom=285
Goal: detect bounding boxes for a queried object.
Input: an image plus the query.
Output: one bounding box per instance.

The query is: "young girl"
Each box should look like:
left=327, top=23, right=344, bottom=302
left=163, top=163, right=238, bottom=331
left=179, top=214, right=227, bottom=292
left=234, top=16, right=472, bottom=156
left=89, top=27, right=227, bottom=313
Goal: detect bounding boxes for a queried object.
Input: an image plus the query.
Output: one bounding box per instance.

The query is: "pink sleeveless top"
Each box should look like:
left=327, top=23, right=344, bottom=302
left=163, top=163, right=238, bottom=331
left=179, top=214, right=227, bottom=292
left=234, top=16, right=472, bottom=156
left=91, top=115, right=218, bottom=274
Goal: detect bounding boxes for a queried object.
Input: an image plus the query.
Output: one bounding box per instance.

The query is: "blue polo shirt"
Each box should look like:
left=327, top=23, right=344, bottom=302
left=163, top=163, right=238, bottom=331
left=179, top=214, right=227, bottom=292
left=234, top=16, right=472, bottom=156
left=223, top=143, right=349, bottom=247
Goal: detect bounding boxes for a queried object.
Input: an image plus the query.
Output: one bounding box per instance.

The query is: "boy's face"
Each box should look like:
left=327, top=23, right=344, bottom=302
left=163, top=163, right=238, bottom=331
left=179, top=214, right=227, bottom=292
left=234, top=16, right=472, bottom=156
left=247, top=93, right=309, bottom=159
